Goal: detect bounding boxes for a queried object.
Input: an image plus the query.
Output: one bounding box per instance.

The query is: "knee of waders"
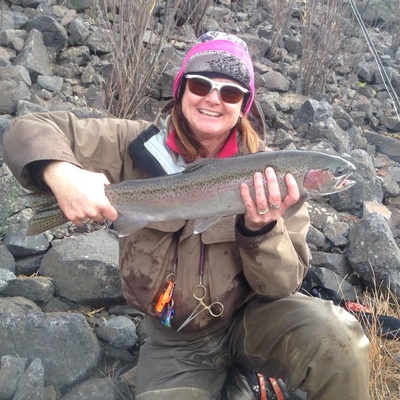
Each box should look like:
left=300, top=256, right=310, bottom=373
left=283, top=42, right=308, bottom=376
left=220, top=365, right=306, bottom=400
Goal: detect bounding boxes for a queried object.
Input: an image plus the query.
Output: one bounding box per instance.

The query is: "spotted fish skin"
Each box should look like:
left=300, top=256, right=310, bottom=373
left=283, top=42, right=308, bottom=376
left=24, top=150, right=356, bottom=237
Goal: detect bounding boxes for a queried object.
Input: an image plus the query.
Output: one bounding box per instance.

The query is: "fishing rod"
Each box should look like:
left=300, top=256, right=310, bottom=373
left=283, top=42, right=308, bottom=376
left=348, top=0, right=400, bottom=121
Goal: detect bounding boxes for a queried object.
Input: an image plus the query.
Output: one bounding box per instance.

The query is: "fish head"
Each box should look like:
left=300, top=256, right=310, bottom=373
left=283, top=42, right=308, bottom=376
left=303, top=157, right=356, bottom=196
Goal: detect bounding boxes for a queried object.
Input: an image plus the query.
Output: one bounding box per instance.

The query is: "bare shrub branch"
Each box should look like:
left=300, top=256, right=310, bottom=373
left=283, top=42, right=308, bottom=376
left=299, top=0, right=354, bottom=96
left=172, top=0, right=214, bottom=36
left=376, top=0, right=400, bottom=53
left=97, top=0, right=212, bottom=120
left=96, top=0, right=165, bottom=119
left=268, top=0, right=297, bottom=59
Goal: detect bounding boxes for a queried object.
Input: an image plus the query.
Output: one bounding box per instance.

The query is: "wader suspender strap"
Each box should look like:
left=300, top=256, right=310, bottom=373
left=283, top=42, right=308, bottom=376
left=268, top=377, right=285, bottom=400
left=258, top=374, right=267, bottom=400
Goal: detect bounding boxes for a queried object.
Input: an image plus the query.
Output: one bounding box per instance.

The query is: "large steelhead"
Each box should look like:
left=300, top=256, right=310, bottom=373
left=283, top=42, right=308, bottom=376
left=24, top=150, right=356, bottom=236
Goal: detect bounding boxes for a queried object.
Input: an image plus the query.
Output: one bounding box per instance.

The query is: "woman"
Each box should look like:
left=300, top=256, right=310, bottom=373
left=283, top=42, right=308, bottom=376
left=4, top=32, right=370, bottom=399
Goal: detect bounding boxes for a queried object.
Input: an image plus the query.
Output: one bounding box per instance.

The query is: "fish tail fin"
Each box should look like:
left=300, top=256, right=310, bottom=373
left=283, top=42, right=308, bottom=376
left=26, top=208, right=69, bottom=236
left=24, top=192, right=69, bottom=236
left=24, top=191, right=59, bottom=210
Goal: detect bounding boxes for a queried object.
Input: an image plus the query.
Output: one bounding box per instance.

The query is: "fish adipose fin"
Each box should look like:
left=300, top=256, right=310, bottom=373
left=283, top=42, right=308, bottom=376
left=182, top=159, right=209, bottom=173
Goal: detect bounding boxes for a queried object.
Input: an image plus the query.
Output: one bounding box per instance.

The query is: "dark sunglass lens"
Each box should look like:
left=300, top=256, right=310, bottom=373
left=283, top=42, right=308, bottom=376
left=220, top=86, right=244, bottom=103
left=188, top=78, right=211, bottom=96
left=187, top=76, right=245, bottom=103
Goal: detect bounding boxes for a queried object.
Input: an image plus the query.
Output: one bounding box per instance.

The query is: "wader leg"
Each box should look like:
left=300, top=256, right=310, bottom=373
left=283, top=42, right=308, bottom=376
left=136, top=387, right=210, bottom=400
left=135, top=316, right=231, bottom=400
left=227, top=293, right=371, bottom=400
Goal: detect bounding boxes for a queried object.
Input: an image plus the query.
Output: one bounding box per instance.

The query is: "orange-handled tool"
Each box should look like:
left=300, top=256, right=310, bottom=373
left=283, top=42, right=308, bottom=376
left=155, top=281, right=175, bottom=312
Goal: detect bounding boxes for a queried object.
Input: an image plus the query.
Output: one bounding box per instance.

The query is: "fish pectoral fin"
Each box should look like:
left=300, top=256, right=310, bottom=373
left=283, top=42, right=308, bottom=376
left=113, top=215, right=148, bottom=237
left=193, top=217, right=222, bottom=234
left=281, top=193, right=309, bottom=220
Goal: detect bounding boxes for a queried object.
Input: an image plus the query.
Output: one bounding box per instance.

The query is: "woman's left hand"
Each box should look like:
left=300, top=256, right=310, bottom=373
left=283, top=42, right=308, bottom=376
left=240, top=167, right=300, bottom=231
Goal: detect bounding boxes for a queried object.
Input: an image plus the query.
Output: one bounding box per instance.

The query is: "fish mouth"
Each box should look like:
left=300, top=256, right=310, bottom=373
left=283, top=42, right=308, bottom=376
left=331, top=158, right=357, bottom=193
left=319, top=158, right=356, bottom=195
left=332, top=172, right=356, bottom=192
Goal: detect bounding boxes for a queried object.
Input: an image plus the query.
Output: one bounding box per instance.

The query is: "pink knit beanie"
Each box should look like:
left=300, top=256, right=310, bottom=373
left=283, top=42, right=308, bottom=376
left=173, top=31, right=255, bottom=115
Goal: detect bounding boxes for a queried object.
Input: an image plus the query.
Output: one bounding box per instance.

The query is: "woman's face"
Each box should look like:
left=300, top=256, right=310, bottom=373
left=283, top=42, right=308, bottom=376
left=181, top=76, right=244, bottom=145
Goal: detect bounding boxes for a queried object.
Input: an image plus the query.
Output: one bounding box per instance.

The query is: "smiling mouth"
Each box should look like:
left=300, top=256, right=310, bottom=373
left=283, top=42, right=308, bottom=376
left=199, top=109, right=222, bottom=117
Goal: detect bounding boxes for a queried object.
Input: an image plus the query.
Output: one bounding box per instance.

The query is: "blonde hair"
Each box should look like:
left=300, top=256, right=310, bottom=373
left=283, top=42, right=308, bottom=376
left=237, top=116, right=261, bottom=154
left=168, top=102, right=261, bottom=162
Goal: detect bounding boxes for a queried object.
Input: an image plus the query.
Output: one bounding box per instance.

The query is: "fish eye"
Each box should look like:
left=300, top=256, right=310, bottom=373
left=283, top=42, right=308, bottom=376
left=335, top=167, right=345, bottom=176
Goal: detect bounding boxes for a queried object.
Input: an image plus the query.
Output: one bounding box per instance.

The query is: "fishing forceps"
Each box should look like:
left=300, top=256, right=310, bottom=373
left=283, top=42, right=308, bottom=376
left=177, top=284, right=224, bottom=332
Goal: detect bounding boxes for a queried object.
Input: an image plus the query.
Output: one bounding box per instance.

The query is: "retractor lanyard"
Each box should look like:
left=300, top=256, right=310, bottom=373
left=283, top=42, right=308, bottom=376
left=198, top=241, right=206, bottom=285
left=155, top=235, right=207, bottom=328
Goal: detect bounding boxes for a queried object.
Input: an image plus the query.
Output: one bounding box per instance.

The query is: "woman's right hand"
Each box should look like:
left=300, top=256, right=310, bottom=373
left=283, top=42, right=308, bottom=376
left=42, top=161, right=118, bottom=227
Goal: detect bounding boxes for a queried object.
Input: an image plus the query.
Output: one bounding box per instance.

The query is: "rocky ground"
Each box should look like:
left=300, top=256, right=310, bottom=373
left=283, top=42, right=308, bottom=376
left=0, top=0, right=400, bottom=398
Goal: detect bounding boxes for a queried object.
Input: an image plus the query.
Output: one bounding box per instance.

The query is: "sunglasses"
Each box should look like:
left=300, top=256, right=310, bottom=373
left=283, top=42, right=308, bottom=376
left=185, top=74, right=249, bottom=104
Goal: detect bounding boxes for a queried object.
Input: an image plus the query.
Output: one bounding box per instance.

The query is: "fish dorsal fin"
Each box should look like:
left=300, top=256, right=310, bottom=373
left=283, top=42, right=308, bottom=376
left=182, top=159, right=209, bottom=174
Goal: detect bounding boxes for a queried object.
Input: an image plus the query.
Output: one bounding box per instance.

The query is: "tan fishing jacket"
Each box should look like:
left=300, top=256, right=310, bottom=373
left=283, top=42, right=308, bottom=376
left=4, top=111, right=310, bottom=332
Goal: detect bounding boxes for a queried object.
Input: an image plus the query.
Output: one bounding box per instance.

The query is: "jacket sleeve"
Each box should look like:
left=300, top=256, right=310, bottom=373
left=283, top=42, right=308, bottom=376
left=235, top=203, right=310, bottom=299
left=3, top=111, right=152, bottom=190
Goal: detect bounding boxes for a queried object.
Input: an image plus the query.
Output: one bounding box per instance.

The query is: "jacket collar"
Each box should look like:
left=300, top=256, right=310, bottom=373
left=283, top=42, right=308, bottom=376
left=166, top=128, right=239, bottom=158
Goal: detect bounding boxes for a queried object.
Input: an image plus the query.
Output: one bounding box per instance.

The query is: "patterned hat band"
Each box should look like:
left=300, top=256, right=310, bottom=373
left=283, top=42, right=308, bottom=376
left=184, top=50, right=251, bottom=87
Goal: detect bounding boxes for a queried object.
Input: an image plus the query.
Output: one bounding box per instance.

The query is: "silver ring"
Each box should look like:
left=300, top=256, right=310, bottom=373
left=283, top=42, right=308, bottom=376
left=81, top=218, right=91, bottom=224
left=257, top=207, right=269, bottom=215
left=270, top=203, right=281, bottom=210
